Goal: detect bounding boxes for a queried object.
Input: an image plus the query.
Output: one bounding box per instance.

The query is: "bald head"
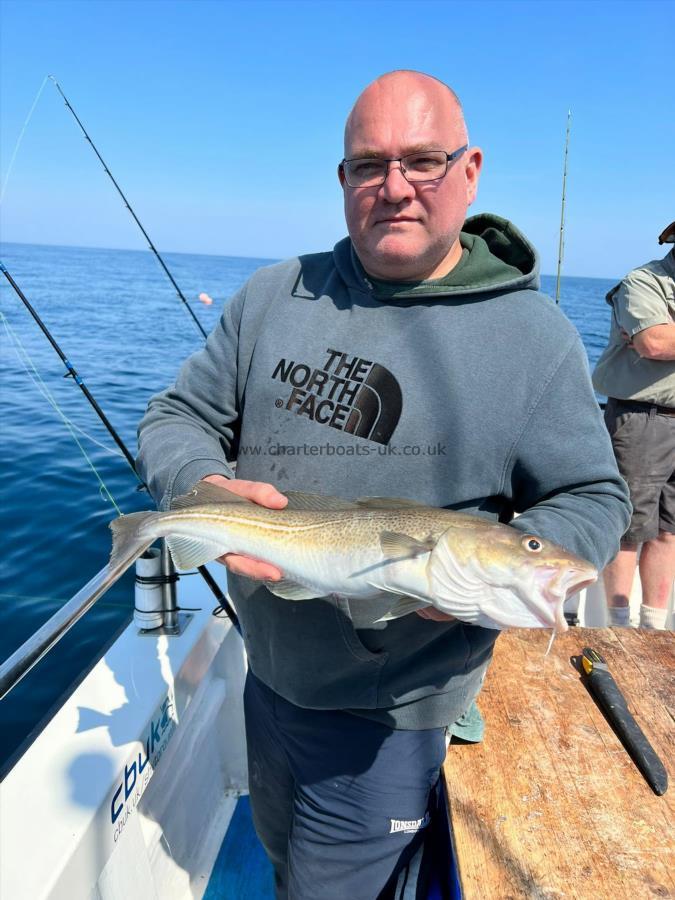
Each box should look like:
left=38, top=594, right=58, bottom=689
left=344, top=71, right=467, bottom=157
left=338, top=69, right=482, bottom=281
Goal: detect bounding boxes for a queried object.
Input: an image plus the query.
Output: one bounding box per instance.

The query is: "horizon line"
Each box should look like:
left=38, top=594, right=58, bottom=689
left=0, top=237, right=620, bottom=282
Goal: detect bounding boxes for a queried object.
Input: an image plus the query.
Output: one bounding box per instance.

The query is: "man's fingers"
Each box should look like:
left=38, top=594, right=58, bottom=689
left=235, top=480, right=288, bottom=509
left=218, top=552, right=283, bottom=582
left=416, top=608, right=457, bottom=621
left=203, top=475, right=288, bottom=509
left=202, top=477, right=285, bottom=579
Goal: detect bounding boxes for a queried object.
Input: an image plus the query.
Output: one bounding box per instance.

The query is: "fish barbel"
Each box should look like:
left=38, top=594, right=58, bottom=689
left=109, top=482, right=597, bottom=631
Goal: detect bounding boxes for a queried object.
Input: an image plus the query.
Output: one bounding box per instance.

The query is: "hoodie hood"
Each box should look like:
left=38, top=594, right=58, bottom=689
left=333, top=212, right=540, bottom=301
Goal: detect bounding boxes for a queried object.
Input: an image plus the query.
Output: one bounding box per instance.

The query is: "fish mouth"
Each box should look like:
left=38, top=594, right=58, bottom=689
left=560, top=564, right=598, bottom=600
left=564, top=573, right=597, bottom=597
left=532, top=565, right=598, bottom=630
left=545, top=575, right=595, bottom=598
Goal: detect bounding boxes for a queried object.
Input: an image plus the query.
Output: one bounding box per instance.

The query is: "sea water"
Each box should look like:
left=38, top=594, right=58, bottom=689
left=0, top=241, right=617, bottom=770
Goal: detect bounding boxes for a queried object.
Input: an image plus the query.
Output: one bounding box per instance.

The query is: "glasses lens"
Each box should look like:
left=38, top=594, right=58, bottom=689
left=343, top=150, right=452, bottom=187
left=343, top=158, right=388, bottom=187
left=401, top=151, right=448, bottom=182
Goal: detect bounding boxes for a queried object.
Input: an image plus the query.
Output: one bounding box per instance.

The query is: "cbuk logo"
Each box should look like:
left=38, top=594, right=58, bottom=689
left=110, top=694, right=176, bottom=828
left=272, top=347, right=402, bottom=445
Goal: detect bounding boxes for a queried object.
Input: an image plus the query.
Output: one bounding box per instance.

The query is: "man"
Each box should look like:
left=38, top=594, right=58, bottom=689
left=137, top=71, right=630, bottom=898
left=593, top=222, right=675, bottom=630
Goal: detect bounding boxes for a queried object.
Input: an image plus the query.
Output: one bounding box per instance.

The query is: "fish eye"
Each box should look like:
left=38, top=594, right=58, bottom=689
left=523, top=536, right=543, bottom=553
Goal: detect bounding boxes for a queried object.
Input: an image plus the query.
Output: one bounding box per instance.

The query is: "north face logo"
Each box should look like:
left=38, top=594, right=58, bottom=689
left=272, top=347, right=402, bottom=444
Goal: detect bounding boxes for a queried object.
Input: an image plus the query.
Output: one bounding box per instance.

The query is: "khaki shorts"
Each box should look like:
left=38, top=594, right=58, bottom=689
left=604, top=398, right=675, bottom=544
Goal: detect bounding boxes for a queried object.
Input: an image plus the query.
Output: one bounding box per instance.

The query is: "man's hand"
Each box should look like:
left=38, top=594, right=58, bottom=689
left=201, top=474, right=286, bottom=581
left=416, top=607, right=457, bottom=621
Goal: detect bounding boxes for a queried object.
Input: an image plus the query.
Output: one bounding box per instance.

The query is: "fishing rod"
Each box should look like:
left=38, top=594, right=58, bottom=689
left=555, top=110, right=571, bottom=305
left=3, top=80, right=237, bottom=626
left=1, top=262, right=139, bottom=476
left=0, top=261, right=240, bottom=632
left=47, top=75, right=208, bottom=340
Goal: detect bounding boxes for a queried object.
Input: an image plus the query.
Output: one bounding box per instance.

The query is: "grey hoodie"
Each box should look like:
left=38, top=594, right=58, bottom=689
left=137, top=214, right=631, bottom=729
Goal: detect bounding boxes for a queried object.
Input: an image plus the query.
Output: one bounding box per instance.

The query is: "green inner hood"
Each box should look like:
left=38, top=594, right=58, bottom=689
left=342, top=213, right=539, bottom=301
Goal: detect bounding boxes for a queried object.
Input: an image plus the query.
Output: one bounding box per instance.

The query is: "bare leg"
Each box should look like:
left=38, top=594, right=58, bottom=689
left=639, top=531, right=675, bottom=609
left=603, top=542, right=639, bottom=608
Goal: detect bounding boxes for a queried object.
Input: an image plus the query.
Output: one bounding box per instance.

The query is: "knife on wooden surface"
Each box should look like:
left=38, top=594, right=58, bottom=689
left=581, top=647, right=668, bottom=796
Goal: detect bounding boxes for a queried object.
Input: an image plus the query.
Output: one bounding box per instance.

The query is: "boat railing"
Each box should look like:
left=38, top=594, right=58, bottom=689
left=0, top=543, right=176, bottom=702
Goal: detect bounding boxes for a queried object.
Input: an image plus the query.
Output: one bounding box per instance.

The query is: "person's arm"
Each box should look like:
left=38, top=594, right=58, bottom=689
left=136, top=285, right=286, bottom=580
left=419, top=333, right=631, bottom=622
left=137, top=285, right=247, bottom=510
left=630, top=323, right=675, bottom=360
left=505, top=335, right=632, bottom=570
left=613, top=268, right=674, bottom=359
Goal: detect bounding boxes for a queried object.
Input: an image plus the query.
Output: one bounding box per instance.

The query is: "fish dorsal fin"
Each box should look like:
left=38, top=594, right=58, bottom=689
left=375, top=596, right=432, bottom=622
left=165, top=534, right=229, bottom=570
left=265, top=578, right=319, bottom=601
left=380, top=531, right=435, bottom=559
left=171, top=481, right=252, bottom=510
left=357, top=496, right=424, bottom=510
left=283, top=491, right=359, bottom=511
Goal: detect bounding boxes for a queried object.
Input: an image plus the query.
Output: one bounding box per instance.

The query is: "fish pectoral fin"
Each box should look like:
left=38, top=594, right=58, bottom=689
left=375, top=596, right=432, bottom=622
left=165, top=535, right=228, bottom=570
left=283, top=491, right=359, bottom=511
left=171, top=481, right=253, bottom=510
left=265, top=578, right=319, bottom=601
left=357, top=496, right=423, bottom=510
left=380, top=531, right=435, bottom=559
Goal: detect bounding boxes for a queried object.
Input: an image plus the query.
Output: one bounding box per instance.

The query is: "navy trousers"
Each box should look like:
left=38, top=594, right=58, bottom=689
left=244, top=671, right=448, bottom=900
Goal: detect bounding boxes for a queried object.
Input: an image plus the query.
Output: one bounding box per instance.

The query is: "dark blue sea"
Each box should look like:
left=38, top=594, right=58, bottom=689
left=0, top=241, right=616, bottom=770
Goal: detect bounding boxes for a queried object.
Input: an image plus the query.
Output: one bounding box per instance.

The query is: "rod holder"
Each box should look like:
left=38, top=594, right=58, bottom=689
left=136, top=542, right=190, bottom=638
left=134, top=548, right=164, bottom=631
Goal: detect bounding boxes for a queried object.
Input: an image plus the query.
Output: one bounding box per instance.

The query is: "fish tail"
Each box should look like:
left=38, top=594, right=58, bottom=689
left=109, top=511, right=157, bottom=572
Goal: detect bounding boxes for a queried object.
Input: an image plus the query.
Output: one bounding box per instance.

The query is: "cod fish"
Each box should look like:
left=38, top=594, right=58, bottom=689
left=109, top=482, right=597, bottom=632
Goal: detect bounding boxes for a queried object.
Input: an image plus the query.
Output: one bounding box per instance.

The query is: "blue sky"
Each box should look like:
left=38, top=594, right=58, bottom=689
left=0, top=0, right=673, bottom=278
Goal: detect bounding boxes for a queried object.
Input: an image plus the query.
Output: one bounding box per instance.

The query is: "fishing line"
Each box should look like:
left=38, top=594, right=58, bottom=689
left=44, top=79, right=241, bottom=627
left=0, top=592, right=69, bottom=604
left=1, top=262, right=240, bottom=631
left=0, top=313, right=124, bottom=458
left=544, top=629, right=556, bottom=658
left=1, top=262, right=142, bottom=476
left=3, top=75, right=206, bottom=338
left=0, top=311, right=123, bottom=515
left=0, top=76, right=50, bottom=205
left=1, top=77, right=239, bottom=628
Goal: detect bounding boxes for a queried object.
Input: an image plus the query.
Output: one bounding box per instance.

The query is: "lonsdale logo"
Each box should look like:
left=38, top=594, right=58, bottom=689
left=389, top=812, right=431, bottom=834
left=272, top=347, right=402, bottom=444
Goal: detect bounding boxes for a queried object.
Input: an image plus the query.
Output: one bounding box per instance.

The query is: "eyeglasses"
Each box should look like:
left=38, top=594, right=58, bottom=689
left=340, top=146, right=468, bottom=188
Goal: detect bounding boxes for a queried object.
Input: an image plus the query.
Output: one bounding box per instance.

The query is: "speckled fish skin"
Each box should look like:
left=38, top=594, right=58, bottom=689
left=109, top=484, right=597, bottom=632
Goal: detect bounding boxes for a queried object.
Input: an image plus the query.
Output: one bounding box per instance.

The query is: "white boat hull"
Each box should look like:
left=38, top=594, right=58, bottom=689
left=0, top=565, right=247, bottom=900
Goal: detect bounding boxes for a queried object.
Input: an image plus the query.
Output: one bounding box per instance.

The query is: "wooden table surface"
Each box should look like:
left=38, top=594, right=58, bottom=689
left=443, top=628, right=674, bottom=899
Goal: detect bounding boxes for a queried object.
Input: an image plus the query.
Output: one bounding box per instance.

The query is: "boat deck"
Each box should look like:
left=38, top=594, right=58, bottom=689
left=443, top=628, right=674, bottom=898
left=205, top=628, right=673, bottom=898
left=203, top=789, right=460, bottom=899
left=204, top=795, right=274, bottom=899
